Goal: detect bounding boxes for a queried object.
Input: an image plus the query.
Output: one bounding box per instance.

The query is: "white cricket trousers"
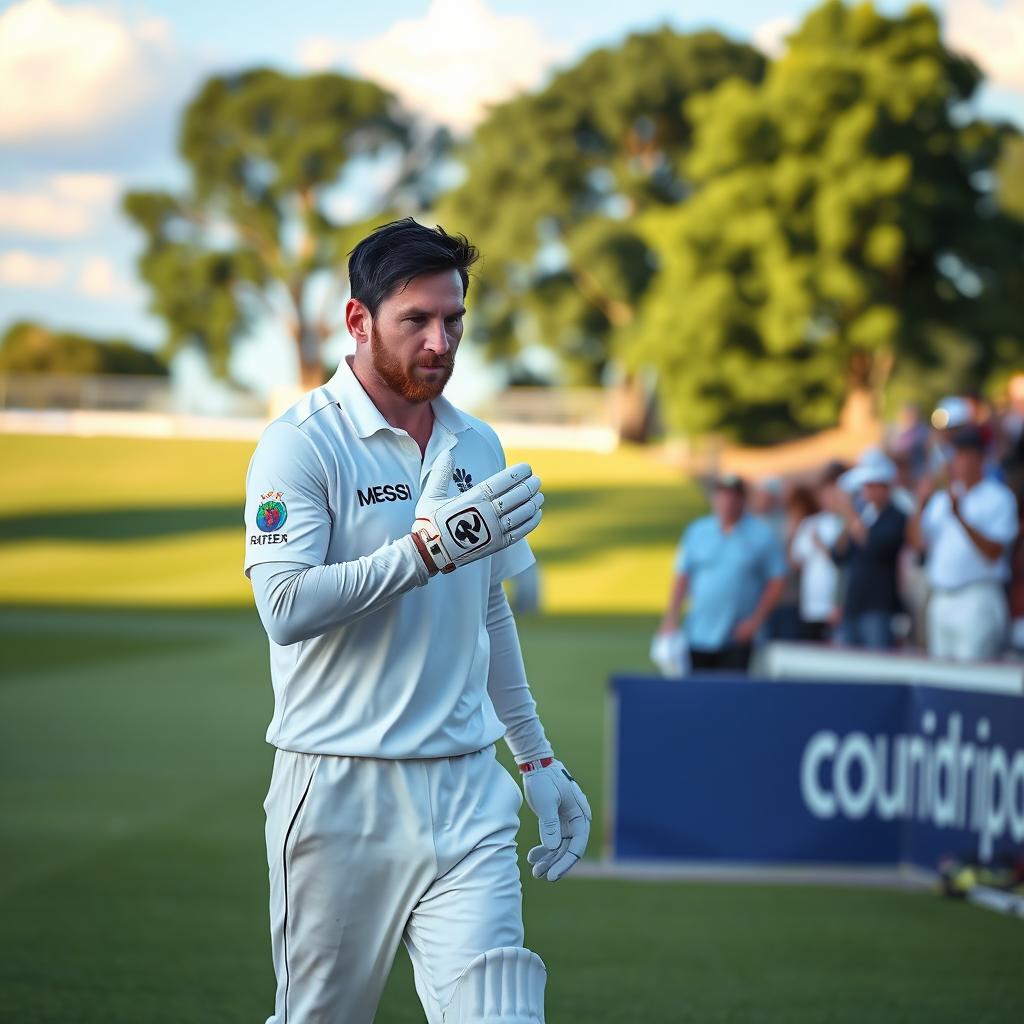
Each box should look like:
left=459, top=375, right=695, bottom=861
left=264, top=744, right=525, bottom=1024
left=927, top=580, right=1009, bottom=661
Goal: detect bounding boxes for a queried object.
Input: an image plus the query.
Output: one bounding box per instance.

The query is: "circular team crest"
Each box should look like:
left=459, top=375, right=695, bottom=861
left=257, top=494, right=287, bottom=532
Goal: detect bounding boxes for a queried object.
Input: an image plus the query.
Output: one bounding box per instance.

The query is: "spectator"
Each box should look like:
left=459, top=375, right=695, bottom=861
left=892, top=451, right=930, bottom=647
left=790, top=478, right=844, bottom=642
left=931, top=393, right=1003, bottom=481
left=891, top=403, right=929, bottom=481
left=831, top=453, right=907, bottom=650
left=1001, top=373, right=1024, bottom=496
left=752, top=477, right=801, bottom=641
left=1008, top=491, right=1024, bottom=656
left=909, top=428, right=1019, bottom=661
left=659, top=474, right=787, bottom=671
left=854, top=447, right=915, bottom=514
left=926, top=395, right=973, bottom=480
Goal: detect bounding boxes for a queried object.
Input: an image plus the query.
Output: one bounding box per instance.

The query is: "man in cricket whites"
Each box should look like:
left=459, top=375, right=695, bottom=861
left=244, top=218, right=591, bottom=1023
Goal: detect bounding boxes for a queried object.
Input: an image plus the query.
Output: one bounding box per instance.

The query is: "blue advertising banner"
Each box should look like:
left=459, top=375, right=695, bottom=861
left=610, top=676, right=1024, bottom=869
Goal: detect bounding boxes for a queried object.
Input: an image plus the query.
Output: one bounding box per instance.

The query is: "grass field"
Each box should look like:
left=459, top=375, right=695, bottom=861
left=2, top=434, right=1022, bottom=1023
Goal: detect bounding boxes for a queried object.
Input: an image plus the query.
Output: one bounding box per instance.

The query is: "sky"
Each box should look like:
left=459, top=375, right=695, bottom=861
left=1, top=0, right=1023, bottom=408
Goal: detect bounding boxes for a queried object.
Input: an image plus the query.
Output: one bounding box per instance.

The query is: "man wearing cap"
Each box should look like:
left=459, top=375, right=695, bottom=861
left=830, top=452, right=908, bottom=649
left=909, top=427, right=1019, bottom=661
left=659, top=474, right=786, bottom=671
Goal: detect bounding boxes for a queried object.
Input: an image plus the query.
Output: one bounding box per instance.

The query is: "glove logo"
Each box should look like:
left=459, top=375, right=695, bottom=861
left=453, top=467, right=473, bottom=492
left=446, top=507, right=491, bottom=550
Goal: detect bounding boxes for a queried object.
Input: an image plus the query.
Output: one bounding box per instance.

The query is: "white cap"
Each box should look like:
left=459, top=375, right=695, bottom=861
left=839, top=448, right=897, bottom=492
left=931, top=396, right=972, bottom=430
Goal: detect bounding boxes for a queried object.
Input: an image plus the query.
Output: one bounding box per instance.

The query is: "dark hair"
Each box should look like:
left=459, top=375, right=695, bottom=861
left=348, top=218, right=479, bottom=316
left=786, top=484, right=819, bottom=519
left=712, top=473, right=746, bottom=498
left=820, top=460, right=848, bottom=487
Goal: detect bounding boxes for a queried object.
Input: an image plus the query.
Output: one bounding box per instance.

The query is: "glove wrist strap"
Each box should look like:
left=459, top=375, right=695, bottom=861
left=409, top=530, right=440, bottom=577
left=518, top=756, right=554, bottom=774
left=412, top=523, right=455, bottom=575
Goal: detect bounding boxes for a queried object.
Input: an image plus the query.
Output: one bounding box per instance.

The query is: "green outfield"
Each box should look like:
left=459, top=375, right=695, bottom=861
left=1, top=435, right=1021, bottom=1023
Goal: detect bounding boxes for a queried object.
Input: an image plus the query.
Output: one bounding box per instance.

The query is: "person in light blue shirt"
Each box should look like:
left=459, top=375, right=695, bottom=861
left=659, top=474, right=787, bottom=671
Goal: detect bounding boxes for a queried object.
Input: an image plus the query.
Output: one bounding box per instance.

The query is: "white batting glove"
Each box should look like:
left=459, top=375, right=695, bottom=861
left=520, top=758, right=591, bottom=882
left=412, top=453, right=544, bottom=575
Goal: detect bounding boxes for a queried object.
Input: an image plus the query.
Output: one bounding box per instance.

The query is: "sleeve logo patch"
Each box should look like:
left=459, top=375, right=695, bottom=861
left=257, top=491, right=287, bottom=532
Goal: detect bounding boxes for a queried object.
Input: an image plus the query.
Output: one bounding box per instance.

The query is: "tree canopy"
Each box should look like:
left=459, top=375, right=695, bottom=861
left=438, top=28, right=766, bottom=386
left=0, top=321, right=167, bottom=376
left=630, top=1, right=1024, bottom=442
left=124, top=68, right=435, bottom=388
left=117, top=3, right=1024, bottom=443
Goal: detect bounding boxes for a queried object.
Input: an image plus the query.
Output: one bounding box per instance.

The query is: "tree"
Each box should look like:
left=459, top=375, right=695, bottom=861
left=0, top=321, right=167, bottom=375
left=124, top=69, right=440, bottom=389
left=631, top=1, right=1024, bottom=443
left=997, top=134, right=1024, bottom=222
left=437, top=28, right=766, bottom=437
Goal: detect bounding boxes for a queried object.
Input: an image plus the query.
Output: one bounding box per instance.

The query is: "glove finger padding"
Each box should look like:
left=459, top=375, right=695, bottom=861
left=547, top=824, right=589, bottom=882
left=414, top=459, right=544, bottom=574
left=525, top=772, right=563, bottom=850
left=508, top=508, right=543, bottom=546
left=527, top=841, right=565, bottom=878
left=522, top=760, right=592, bottom=882
left=480, top=462, right=535, bottom=500
left=491, top=475, right=542, bottom=514
left=500, top=493, right=544, bottom=533
left=421, top=451, right=456, bottom=505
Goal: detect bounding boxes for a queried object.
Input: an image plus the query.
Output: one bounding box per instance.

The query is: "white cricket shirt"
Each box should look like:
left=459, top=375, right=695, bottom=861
left=921, top=479, right=1019, bottom=590
left=243, top=357, right=535, bottom=758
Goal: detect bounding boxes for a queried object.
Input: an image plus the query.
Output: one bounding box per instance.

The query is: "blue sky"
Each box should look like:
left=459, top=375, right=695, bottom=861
left=1, top=0, right=1021, bottom=405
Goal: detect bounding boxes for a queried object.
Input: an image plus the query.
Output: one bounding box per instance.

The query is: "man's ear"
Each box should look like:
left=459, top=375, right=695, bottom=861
left=345, top=297, right=372, bottom=345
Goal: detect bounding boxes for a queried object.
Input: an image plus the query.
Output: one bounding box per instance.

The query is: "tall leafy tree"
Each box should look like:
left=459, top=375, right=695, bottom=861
left=632, top=1, right=1024, bottom=442
left=124, top=69, right=440, bottom=388
left=438, top=28, right=766, bottom=436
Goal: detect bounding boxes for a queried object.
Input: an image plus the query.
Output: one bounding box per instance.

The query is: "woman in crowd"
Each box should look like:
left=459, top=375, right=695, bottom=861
left=789, top=473, right=844, bottom=642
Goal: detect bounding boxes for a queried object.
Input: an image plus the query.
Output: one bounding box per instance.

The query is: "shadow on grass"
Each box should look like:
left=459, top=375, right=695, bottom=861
left=0, top=605, right=243, bottom=680
left=0, top=603, right=660, bottom=679
left=0, top=505, right=242, bottom=544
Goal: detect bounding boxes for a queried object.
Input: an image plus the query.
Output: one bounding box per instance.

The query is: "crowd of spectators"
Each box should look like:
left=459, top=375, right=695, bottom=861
left=657, top=377, right=1024, bottom=670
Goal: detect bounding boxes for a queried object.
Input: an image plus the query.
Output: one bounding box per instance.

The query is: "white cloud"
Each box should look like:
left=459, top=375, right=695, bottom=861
left=947, top=0, right=1024, bottom=91
left=52, top=173, right=120, bottom=205
left=0, top=0, right=175, bottom=145
left=298, top=36, right=340, bottom=72
left=0, top=174, right=120, bottom=239
left=0, top=250, right=66, bottom=288
left=301, top=0, right=564, bottom=131
left=76, top=255, right=136, bottom=299
left=753, top=16, right=796, bottom=58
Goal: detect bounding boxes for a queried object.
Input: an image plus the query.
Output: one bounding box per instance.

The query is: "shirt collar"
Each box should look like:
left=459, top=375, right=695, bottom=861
left=324, top=356, right=470, bottom=439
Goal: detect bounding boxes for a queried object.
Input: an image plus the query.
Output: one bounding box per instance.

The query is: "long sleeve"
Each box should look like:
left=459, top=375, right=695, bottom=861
left=250, top=537, right=429, bottom=646
left=485, top=578, right=552, bottom=763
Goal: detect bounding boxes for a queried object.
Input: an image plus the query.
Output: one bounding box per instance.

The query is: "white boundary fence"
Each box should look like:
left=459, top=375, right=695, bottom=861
left=0, top=375, right=619, bottom=450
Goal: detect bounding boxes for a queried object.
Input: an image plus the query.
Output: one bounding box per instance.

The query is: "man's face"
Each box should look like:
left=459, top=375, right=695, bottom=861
left=951, top=447, right=983, bottom=483
left=712, top=487, right=744, bottom=524
left=861, top=482, right=890, bottom=508
left=368, top=269, right=465, bottom=403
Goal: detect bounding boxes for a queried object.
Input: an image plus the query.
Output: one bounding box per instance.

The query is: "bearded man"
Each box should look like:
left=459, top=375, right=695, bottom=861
left=243, top=218, right=589, bottom=1024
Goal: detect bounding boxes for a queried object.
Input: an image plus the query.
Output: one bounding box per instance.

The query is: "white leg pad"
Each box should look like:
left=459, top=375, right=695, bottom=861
left=443, top=947, right=546, bottom=1023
